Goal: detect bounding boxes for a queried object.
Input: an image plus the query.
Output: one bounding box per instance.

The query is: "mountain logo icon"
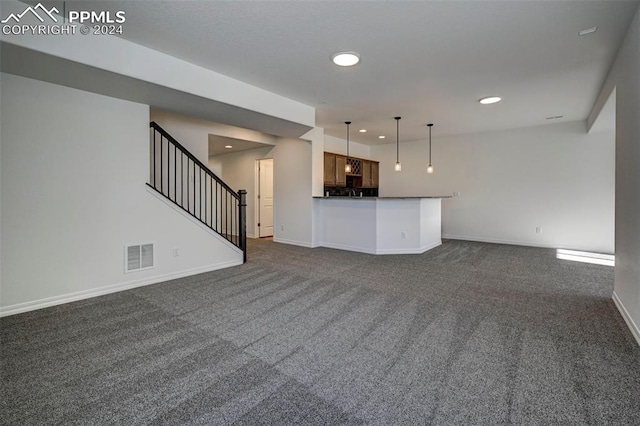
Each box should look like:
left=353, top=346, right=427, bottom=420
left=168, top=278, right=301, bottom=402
left=1, top=3, right=59, bottom=24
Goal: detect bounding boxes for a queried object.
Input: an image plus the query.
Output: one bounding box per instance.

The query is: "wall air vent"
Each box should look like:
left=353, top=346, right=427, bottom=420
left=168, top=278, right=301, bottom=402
left=125, top=243, right=154, bottom=273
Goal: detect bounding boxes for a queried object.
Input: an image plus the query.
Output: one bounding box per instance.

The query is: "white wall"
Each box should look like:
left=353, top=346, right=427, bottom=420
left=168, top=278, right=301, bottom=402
left=324, top=134, right=371, bottom=159
left=591, top=8, right=640, bottom=344
left=153, top=110, right=316, bottom=247
left=209, top=147, right=275, bottom=238
left=211, top=137, right=314, bottom=247
left=0, top=74, right=242, bottom=315
left=272, top=138, right=314, bottom=247
left=151, top=109, right=276, bottom=164
left=372, top=121, right=615, bottom=253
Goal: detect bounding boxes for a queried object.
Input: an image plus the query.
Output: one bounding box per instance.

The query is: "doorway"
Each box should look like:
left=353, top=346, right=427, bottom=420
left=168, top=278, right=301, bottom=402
left=257, top=159, right=274, bottom=237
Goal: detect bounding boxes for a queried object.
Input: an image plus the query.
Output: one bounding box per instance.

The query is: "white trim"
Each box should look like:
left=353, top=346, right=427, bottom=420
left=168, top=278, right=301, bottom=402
left=375, top=241, right=442, bottom=255
left=146, top=185, right=242, bottom=255
left=612, top=291, right=640, bottom=347
left=0, top=259, right=243, bottom=318
left=254, top=159, right=260, bottom=238
left=273, top=237, right=314, bottom=248
left=315, top=241, right=441, bottom=255
left=256, top=158, right=274, bottom=238
left=316, top=241, right=377, bottom=254
left=442, top=234, right=610, bottom=253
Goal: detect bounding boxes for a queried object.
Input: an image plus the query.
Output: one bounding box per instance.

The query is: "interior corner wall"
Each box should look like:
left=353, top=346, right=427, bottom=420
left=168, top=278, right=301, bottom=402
left=302, top=127, right=325, bottom=199
left=209, top=146, right=275, bottom=238
left=209, top=137, right=313, bottom=247
left=0, top=73, right=242, bottom=315
left=272, top=137, right=313, bottom=247
left=371, top=120, right=615, bottom=253
left=150, top=109, right=277, bottom=165
left=599, top=7, right=640, bottom=343
left=324, top=134, right=372, bottom=159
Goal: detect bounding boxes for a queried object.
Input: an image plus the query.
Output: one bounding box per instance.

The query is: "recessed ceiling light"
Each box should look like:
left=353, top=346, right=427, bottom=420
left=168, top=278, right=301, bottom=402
left=378, top=135, right=386, bottom=139
left=224, top=145, right=233, bottom=149
left=579, top=26, right=597, bottom=36
left=479, top=96, right=502, bottom=105
left=359, top=129, right=367, bottom=133
left=332, top=51, right=360, bottom=67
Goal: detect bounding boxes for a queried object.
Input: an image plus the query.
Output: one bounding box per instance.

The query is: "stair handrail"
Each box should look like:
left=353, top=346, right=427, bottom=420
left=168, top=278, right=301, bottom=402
left=148, top=121, right=246, bottom=261
left=150, top=121, right=238, bottom=199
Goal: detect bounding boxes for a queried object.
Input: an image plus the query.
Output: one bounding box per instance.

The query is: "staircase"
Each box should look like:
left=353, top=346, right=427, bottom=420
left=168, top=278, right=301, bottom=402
left=148, top=122, right=247, bottom=262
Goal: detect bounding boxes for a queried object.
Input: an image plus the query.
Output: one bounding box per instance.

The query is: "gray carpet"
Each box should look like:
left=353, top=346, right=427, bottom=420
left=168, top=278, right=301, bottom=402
left=1, top=239, right=639, bottom=425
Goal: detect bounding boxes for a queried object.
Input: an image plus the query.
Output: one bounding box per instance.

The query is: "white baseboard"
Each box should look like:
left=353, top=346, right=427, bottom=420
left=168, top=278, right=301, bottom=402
left=612, top=291, right=640, bottom=347
left=0, top=259, right=242, bottom=318
left=442, top=234, right=595, bottom=252
left=442, top=234, right=557, bottom=248
left=316, top=241, right=377, bottom=254
left=375, top=241, right=442, bottom=255
left=273, top=237, right=314, bottom=248
left=315, top=241, right=441, bottom=255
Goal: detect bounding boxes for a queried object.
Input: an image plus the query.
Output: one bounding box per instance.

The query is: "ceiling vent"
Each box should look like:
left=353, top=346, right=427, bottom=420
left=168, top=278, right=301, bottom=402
left=125, top=243, right=154, bottom=273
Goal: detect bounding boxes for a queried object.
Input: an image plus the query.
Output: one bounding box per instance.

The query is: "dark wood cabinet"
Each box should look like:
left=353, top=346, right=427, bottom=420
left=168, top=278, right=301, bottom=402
left=371, top=161, right=379, bottom=187
left=324, top=151, right=378, bottom=189
left=356, top=159, right=379, bottom=188
left=361, top=160, right=371, bottom=187
left=324, top=152, right=347, bottom=187
left=324, top=152, right=336, bottom=186
left=335, top=155, right=347, bottom=187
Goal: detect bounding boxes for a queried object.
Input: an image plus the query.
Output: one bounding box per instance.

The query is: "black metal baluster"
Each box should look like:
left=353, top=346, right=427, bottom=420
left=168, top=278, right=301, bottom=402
left=193, top=162, right=196, bottom=215
left=148, top=123, right=246, bottom=252
left=152, top=129, right=156, bottom=187
left=238, top=190, right=247, bottom=262
left=225, top=191, right=228, bottom=240
left=216, top=182, right=219, bottom=231
left=186, top=159, right=190, bottom=211
left=160, top=136, right=163, bottom=194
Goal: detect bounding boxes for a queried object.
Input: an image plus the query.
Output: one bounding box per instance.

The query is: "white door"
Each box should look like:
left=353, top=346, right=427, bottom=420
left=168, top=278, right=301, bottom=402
left=258, top=159, right=274, bottom=237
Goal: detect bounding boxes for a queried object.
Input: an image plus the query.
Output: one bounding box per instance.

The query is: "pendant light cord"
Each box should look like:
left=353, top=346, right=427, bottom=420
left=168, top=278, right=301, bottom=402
left=427, top=123, right=433, bottom=166
left=345, top=121, right=351, bottom=160
left=395, top=117, right=401, bottom=163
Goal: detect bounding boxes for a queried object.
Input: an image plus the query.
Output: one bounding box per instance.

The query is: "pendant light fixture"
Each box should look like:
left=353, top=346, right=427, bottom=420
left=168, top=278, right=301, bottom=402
left=345, top=121, right=352, bottom=173
left=394, top=116, right=402, bottom=172
left=427, top=123, right=434, bottom=174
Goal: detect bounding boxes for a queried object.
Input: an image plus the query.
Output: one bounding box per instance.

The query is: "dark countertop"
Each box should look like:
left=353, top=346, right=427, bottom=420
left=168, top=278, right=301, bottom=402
left=313, top=196, right=452, bottom=200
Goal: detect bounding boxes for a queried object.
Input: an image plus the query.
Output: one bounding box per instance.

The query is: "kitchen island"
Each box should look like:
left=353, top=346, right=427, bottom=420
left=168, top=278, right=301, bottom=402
left=313, top=196, right=450, bottom=255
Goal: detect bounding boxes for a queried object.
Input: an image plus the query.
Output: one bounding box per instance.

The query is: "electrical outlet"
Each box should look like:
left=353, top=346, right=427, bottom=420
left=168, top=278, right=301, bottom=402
left=536, top=226, right=542, bottom=234
left=280, top=225, right=285, bottom=231
left=401, top=231, right=407, bottom=239
left=453, top=191, right=460, bottom=197
left=173, top=248, right=180, bottom=257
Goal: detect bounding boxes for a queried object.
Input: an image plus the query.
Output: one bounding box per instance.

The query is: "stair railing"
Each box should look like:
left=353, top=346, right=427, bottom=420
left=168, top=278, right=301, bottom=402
left=148, top=122, right=246, bottom=262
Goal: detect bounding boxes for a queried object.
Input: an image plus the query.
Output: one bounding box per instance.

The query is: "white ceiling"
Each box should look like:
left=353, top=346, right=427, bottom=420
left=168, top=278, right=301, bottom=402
left=208, top=134, right=274, bottom=157
left=33, top=1, right=640, bottom=144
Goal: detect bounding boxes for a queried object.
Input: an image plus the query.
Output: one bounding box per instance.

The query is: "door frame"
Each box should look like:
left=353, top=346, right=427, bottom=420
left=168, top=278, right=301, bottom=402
left=255, top=158, right=274, bottom=238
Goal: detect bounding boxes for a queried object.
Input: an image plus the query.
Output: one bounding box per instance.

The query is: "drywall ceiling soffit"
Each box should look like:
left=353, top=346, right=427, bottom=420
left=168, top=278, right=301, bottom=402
left=0, top=42, right=313, bottom=139
left=208, top=135, right=275, bottom=157
left=39, top=0, right=638, bottom=145
left=589, top=87, right=616, bottom=134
